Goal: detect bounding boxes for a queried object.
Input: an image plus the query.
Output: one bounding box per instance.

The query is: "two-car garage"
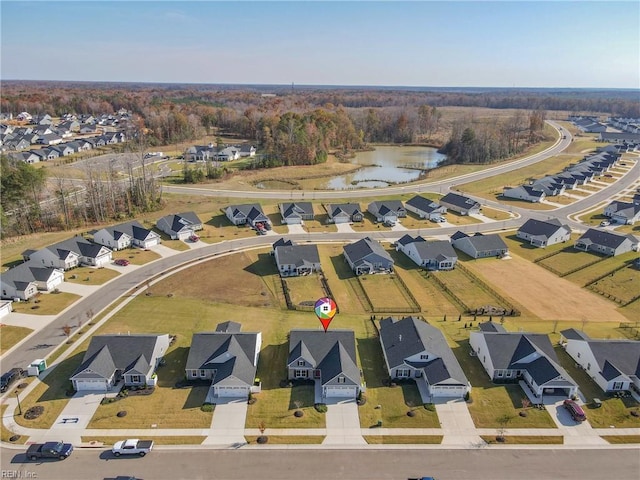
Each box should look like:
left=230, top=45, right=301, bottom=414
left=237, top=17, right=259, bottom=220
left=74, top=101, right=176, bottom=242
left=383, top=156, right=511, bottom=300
left=323, top=385, right=357, bottom=398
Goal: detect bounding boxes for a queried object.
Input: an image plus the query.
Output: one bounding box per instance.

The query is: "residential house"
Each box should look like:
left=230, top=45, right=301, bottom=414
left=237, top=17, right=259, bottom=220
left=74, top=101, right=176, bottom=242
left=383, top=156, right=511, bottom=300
left=343, top=237, right=394, bottom=275
left=451, top=232, right=509, bottom=259
left=0, top=301, right=13, bottom=319
left=36, top=133, right=63, bottom=145
left=214, top=146, right=240, bottom=161
left=502, top=185, right=546, bottom=203
left=6, top=138, right=30, bottom=151
left=185, top=321, right=261, bottom=400
left=54, top=144, right=75, bottom=157
left=367, top=200, right=406, bottom=224
left=24, top=237, right=112, bottom=269
left=1, top=269, right=38, bottom=301
left=470, top=324, right=578, bottom=399
left=325, top=203, right=363, bottom=224
left=185, top=145, right=215, bottom=162
left=70, top=334, right=170, bottom=391
left=274, top=242, right=321, bottom=277
left=603, top=201, right=640, bottom=225
left=396, top=235, right=457, bottom=270
left=0, top=261, right=64, bottom=297
left=224, top=204, right=270, bottom=228
left=599, top=132, right=640, bottom=143
left=379, top=316, right=470, bottom=400
left=79, top=124, right=97, bottom=134
left=560, top=329, right=640, bottom=395
left=93, top=221, right=161, bottom=250
left=287, top=329, right=363, bottom=399
left=279, top=202, right=314, bottom=225
left=10, top=152, right=40, bottom=164
left=405, top=195, right=447, bottom=220
left=574, top=229, right=639, bottom=256
left=239, top=144, right=256, bottom=157
left=439, top=192, right=481, bottom=216
left=156, top=212, right=203, bottom=240
left=516, top=218, right=572, bottom=248
left=32, top=148, right=59, bottom=161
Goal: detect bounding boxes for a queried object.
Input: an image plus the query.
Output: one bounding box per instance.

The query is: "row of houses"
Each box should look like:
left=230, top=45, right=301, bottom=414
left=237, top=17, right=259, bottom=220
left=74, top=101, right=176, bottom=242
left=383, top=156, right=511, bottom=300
left=71, top=318, right=640, bottom=404
left=502, top=150, right=621, bottom=202
left=6, top=132, right=127, bottom=164
left=224, top=193, right=480, bottom=230
left=1, top=213, right=205, bottom=301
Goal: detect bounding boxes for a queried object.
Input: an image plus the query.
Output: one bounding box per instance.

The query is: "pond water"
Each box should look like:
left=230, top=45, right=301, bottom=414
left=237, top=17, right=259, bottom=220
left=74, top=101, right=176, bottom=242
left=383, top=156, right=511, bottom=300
left=325, top=145, right=447, bottom=189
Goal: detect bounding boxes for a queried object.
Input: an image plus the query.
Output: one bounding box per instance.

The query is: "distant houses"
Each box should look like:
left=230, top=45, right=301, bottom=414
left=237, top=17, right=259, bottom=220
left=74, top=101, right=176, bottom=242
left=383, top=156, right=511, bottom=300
left=224, top=204, right=270, bottom=228
left=367, top=200, right=406, bottom=224
left=516, top=218, right=571, bottom=248
left=24, top=237, right=112, bottom=269
left=156, top=212, right=203, bottom=240
left=280, top=202, right=314, bottom=225
left=93, top=221, right=161, bottom=250
left=405, top=195, right=447, bottom=220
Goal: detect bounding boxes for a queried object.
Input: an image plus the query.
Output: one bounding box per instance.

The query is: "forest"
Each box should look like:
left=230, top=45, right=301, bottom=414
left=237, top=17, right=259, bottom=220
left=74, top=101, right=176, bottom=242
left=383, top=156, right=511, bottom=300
left=1, top=82, right=634, bottom=238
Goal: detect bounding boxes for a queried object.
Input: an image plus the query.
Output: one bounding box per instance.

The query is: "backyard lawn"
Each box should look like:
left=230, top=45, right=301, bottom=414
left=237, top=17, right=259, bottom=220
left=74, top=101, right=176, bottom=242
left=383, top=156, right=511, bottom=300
left=356, top=273, right=419, bottom=312
left=501, top=233, right=579, bottom=263
left=431, top=268, right=508, bottom=312
left=285, top=275, right=326, bottom=308
left=536, top=249, right=603, bottom=276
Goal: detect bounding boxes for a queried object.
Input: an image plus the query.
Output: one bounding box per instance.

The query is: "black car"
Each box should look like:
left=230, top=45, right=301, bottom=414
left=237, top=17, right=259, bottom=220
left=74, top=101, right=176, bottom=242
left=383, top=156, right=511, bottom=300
left=0, top=368, right=23, bottom=393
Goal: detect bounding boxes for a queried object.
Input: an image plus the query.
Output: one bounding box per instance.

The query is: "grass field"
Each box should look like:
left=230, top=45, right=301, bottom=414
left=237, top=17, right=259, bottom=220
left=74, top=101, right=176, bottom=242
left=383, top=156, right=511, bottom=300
left=602, top=435, right=640, bottom=444
left=432, top=268, right=506, bottom=312
left=245, top=435, right=325, bottom=444
left=11, top=292, right=81, bottom=316
left=536, top=249, right=603, bottom=276
left=0, top=324, right=33, bottom=355
left=246, top=383, right=326, bottom=429
left=480, top=206, right=512, bottom=221
left=112, top=248, right=161, bottom=265
left=65, top=266, right=120, bottom=285
left=285, top=275, right=326, bottom=308
left=81, top=436, right=207, bottom=445
left=480, top=435, right=563, bottom=444
left=357, top=273, right=418, bottom=311
left=501, top=233, right=579, bottom=263
left=564, top=251, right=638, bottom=288
left=364, top=435, right=443, bottom=444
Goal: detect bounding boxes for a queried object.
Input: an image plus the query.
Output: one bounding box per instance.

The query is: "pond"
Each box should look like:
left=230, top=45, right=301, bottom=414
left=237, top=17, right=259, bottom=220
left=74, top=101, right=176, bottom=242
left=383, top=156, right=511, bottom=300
left=325, top=145, right=447, bottom=190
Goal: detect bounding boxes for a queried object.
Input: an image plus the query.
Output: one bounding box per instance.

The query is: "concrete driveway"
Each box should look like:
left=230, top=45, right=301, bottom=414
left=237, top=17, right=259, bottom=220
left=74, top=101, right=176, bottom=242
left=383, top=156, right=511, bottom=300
left=335, top=223, right=355, bottom=233
left=322, top=398, right=366, bottom=445
left=203, top=398, right=248, bottom=446
left=287, top=224, right=306, bottom=234
left=545, top=400, right=608, bottom=445
left=434, top=398, right=484, bottom=446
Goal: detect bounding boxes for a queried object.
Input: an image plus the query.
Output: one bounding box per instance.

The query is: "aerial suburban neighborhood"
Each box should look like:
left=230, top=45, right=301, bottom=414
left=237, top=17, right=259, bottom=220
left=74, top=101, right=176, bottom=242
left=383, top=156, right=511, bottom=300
left=1, top=2, right=639, bottom=479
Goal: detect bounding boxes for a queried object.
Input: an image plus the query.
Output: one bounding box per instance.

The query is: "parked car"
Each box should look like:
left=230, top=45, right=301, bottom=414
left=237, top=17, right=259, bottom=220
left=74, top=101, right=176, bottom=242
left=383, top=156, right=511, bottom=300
left=27, top=441, right=73, bottom=461
left=114, top=259, right=130, bottom=266
left=189, top=234, right=200, bottom=242
left=563, top=399, right=586, bottom=422
left=112, top=439, right=154, bottom=457
left=599, top=220, right=610, bottom=227
left=0, top=368, right=24, bottom=393
left=430, top=216, right=446, bottom=223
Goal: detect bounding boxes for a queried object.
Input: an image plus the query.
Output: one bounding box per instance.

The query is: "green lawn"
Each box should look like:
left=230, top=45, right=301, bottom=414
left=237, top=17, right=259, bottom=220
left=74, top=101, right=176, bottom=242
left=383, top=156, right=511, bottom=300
left=602, top=435, right=640, bottom=444
left=245, top=435, right=325, bottom=444
left=501, top=233, right=579, bottom=263
left=0, top=325, right=33, bottom=355
left=431, top=268, right=506, bottom=312
left=481, top=206, right=512, bottom=221
left=65, top=266, right=120, bottom=285
left=82, top=436, right=206, bottom=445
left=246, top=383, right=326, bottom=429
left=364, top=435, right=443, bottom=444
left=318, top=244, right=369, bottom=314
left=537, top=249, right=603, bottom=276
left=357, top=273, right=418, bottom=311
left=112, top=248, right=161, bottom=265
left=481, top=435, right=563, bottom=444
left=11, top=292, right=81, bottom=315
left=564, top=251, right=638, bottom=287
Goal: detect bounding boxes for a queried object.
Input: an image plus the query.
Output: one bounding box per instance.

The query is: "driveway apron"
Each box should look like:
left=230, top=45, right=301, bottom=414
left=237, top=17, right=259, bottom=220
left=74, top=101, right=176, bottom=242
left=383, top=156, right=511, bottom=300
left=435, top=398, right=484, bottom=446
left=203, top=398, right=248, bottom=446
left=322, top=398, right=366, bottom=445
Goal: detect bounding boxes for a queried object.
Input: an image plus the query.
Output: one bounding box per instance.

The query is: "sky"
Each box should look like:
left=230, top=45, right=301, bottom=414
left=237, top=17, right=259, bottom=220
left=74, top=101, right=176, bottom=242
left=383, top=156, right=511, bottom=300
left=1, top=1, right=639, bottom=89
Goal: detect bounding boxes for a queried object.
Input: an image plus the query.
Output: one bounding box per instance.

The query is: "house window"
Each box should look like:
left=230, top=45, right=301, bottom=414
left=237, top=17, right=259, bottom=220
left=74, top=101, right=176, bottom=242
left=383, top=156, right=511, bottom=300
left=420, top=354, right=429, bottom=360
left=199, top=370, right=206, bottom=378
left=294, top=370, right=307, bottom=378
left=191, top=371, right=197, bottom=378
left=297, top=360, right=305, bottom=366
left=338, top=377, right=345, bottom=384
left=613, top=381, right=623, bottom=390
left=130, top=375, right=141, bottom=383
left=396, top=369, right=410, bottom=378
left=497, top=371, right=503, bottom=378
left=577, top=352, right=581, bottom=358
left=587, top=363, right=591, bottom=371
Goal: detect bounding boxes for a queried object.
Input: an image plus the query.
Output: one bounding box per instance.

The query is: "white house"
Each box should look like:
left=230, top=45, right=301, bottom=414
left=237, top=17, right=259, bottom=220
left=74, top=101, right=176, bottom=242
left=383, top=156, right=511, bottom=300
left=516, top=218, right=571, bottom=248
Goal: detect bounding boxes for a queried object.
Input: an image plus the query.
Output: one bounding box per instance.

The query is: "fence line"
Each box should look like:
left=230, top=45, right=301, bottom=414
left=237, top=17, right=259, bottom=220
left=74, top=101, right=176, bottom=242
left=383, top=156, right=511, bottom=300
left=426, top=271, right=471, bottom=313
left=455, top=263, right=520, bottom=316
left=392, top=272, right=422, bottom=312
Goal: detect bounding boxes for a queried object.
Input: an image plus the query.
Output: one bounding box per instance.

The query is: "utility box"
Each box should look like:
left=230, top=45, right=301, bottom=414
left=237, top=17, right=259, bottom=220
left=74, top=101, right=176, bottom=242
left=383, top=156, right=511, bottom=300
left=27, top=359, right=47, bottom=376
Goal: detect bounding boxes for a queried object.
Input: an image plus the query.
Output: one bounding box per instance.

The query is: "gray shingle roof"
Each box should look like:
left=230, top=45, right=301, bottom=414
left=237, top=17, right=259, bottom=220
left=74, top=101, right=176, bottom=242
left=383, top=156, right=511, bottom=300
left=379, top=317, right=468, bottom=386
left=280, top=202, right=314, bottom=218
left=343, top=237, right=393, bottom=266
left=454, top=233, right=508, bottom=253
left=104, top=220, right=156, bottom=242
left=326, top=203, right=362, bottom=218
left=406, top=195, right=440, bottom=213
left=158, top=211, right=202, bottom=234
left=576, top=228, right=637, bottom=249
left=518, top=218, right=570, bottom=239
left=412, top=240, right=457, bottom=262
left=275, top=244, right=320, bottom=267
left=440, top=192, right=480, bottom=210
left=288, top=330, right=359, bottom=386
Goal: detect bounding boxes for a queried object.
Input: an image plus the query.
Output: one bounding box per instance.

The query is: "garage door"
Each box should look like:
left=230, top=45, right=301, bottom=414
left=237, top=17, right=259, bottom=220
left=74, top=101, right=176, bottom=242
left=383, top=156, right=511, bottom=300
left=74, top=379, right=107, bottom=391
left=216, top=386, right=249, bottom=398
left=324, top=386, right=356, bottom=398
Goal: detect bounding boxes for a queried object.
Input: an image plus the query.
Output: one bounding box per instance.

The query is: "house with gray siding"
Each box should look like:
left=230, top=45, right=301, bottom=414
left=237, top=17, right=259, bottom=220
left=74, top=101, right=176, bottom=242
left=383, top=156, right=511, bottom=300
left=405, top=195, right=447, bottom=220
left=451, top=232, right=509, bottom=259
left=325, top=203, right=363, bottom=224
left=279, top=202, right=314, bottom=224
left=516, top=218, right=571, bottom=248
left=574, top=229, right=639, bottom=256
left=274, top=242, right=321, bottom=277
left=396, top=235, right=457, bottom=270
left=343, top=237, right=394, bottom=275
left=156, top=212, right=203, bottom=240
left=439, top=193, right=481, bottom=216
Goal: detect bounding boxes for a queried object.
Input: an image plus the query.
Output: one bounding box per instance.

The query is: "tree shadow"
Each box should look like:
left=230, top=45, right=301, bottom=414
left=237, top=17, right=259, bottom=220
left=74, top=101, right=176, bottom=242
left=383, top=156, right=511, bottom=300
left=157, top=346, right=189, bottom=388
left=206, top=213, right=232, bottom=228
left=330, top=254, right=354, bottom=280
left=244, top=253, right=279, bottom=277
left=36, top=351, right=85, bottom=402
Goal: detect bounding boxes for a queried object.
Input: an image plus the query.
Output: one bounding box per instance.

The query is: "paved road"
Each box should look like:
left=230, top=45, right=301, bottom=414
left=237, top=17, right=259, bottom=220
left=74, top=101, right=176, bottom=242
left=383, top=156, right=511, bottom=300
left=2, top=446, right=639, bottom=480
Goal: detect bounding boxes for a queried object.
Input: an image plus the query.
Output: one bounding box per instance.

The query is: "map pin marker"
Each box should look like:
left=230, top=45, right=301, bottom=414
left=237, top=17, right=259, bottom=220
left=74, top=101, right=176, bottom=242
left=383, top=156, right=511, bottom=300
left=314, top=297, right=337, bottom=332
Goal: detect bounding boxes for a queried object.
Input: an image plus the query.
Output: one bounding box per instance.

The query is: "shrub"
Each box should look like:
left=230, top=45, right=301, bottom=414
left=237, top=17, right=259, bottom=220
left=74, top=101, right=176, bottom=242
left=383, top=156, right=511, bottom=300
left=464, top=392, right=471, bottom=402
left=201, top=403, right=214, bottom=412
left=423, top=403, right=436, bottom=412
left=314, top=403, right=328, bottom=413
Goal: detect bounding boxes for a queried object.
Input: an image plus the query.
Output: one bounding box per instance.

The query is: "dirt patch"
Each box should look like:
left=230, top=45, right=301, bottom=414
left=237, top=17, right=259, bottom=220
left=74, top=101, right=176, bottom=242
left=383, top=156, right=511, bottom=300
left=466, top=255, right=627, bottom=322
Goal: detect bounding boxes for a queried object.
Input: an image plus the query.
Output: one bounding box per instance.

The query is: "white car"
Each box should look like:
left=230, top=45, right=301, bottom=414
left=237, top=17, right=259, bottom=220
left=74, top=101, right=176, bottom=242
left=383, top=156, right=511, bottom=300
left=599, top=220, right=610, bottom=227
